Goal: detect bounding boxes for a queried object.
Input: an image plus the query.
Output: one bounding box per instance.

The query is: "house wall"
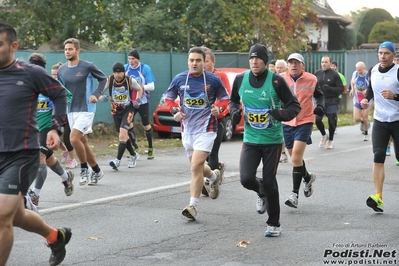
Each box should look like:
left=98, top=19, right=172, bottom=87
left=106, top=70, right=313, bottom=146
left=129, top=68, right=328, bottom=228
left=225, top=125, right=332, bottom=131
left=306, top=21, right=329, bottom=51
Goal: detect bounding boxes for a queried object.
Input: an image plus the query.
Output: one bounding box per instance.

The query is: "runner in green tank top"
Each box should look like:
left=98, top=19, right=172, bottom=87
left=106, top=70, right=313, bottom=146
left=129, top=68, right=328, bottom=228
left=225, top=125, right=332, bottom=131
left=230, top=44, right=301, bottom=237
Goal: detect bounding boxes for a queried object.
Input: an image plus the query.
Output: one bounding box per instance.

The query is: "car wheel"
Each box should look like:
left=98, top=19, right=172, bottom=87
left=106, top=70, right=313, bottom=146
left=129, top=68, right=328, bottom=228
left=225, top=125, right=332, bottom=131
left=222, top=116, right=233, bottom=142
left=157, top=131, right=171, bottom=139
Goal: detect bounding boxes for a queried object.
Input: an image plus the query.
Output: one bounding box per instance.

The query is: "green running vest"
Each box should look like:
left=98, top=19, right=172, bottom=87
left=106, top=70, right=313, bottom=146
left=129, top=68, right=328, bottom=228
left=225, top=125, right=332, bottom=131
left=238, top=70, right=283, bottom=144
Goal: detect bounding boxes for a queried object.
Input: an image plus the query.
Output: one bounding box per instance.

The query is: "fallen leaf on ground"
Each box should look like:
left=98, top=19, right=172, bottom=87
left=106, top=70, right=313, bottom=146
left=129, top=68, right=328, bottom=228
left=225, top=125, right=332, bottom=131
left=236, top=241, right=250, bottom=248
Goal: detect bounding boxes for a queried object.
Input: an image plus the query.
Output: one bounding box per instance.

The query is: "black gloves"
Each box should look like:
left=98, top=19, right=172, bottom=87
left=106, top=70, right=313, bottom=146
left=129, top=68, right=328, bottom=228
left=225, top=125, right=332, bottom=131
left=133, top=98, right=141, bottom=109
left=269, top=109, right=283, bottom=121
left=313, top=106, right=324, bottom=116
left=231, top=109, right=242, bottom=125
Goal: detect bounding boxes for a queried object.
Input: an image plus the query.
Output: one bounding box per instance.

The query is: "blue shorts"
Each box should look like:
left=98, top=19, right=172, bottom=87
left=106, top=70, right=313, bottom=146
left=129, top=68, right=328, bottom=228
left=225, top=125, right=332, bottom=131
left=283, top=123, right=313, bottom=149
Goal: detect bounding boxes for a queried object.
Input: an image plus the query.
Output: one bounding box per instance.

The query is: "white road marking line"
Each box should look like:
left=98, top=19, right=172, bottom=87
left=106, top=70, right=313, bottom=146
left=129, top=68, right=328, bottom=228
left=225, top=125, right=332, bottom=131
left=39, top=181, right=191, bottom=214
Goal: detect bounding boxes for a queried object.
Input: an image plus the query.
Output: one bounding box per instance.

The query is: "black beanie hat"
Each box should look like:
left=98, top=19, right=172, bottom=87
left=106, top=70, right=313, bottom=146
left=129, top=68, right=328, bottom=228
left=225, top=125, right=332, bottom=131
left=249, top=44, right=269, bottom=64
left=112, top=62, right=125, bottom=72
left=128, top=49, right=140, bottom=60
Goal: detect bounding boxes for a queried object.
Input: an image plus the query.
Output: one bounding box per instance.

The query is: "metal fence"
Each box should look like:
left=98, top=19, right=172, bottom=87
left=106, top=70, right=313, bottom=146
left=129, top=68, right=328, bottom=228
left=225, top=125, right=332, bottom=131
left=16, top=49, right=379, bottom=124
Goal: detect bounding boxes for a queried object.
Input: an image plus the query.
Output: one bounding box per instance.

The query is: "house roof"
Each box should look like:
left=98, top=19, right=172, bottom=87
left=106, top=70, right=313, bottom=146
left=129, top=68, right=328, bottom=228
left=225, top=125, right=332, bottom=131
left=312, top=2, right=351, bottom=27
left=360, top=43, right=399, bottom=49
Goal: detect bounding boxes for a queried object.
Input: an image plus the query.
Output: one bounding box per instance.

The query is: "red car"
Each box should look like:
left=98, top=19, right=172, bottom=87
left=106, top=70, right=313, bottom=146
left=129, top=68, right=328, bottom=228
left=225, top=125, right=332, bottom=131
left=152, top=68, right=247, bottom=141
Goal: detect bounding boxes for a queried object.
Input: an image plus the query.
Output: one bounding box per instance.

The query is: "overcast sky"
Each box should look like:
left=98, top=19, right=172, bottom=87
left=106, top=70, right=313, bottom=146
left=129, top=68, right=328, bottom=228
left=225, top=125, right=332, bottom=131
left=328, top=0, right=399, bottom=18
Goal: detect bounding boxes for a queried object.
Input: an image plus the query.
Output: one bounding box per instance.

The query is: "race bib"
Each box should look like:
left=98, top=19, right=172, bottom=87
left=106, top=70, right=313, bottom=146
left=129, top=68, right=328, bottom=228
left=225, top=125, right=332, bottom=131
left=244, top=106, right=273, bottom=129
left=183, top=91, right=207, bottom=109
left=37, top=94, right=52, bottom=113
left=112, top=86, right=130, bottom=105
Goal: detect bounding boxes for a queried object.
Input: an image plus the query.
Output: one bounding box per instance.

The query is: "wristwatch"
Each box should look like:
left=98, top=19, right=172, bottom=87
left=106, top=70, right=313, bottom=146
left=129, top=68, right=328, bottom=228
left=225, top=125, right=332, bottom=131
left=171, top=107, right=180, bottom=115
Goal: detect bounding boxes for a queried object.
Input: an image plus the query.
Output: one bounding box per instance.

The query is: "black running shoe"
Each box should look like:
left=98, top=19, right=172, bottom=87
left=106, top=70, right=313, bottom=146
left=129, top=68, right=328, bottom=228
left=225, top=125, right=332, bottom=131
left=48, top=227, right=72, bottom=266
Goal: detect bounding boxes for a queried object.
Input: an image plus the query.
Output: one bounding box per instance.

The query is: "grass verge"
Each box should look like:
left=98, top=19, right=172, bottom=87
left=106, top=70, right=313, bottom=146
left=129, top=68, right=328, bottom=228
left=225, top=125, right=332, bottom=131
left=61, top=112, right=361, bottom=158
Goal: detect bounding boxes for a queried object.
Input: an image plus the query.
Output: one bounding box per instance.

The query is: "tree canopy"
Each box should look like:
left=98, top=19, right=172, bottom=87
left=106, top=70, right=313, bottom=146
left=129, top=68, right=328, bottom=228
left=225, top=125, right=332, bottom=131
left=358, top=8, right=394, bottom=43
left=0, top=0, right=318, bottom=56
left=368, top=21, right=399, bottom=43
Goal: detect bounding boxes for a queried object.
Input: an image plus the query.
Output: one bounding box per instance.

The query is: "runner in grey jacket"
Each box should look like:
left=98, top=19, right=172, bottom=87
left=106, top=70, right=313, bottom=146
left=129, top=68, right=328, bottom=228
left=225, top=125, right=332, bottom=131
left=58, top=59, right=107, bottom=113
left=57, top=38, right=107, bottom=186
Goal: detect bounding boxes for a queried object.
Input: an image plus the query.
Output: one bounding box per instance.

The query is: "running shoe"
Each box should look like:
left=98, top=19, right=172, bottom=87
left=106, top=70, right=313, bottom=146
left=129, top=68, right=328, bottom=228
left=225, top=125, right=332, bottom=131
left=60, top=151, right=68, bottom=164
left=28, top=189, right=40, bottom=206
left=202, top=178, right=210, bottom=197
left=109, top=159, right=120, bottom=171
left=65, top=158, right=78, bottom=169
left=363, top=135, right=369, bottom=141
left=303, top=172, right=316, bottom=197
left=366, top=194, right=384, bottom=212
left=209, top=169, right=221, bottom=199
left=218, top=161, right=226, bottom=185
left=318, top=134, right=328, bottom=148
left=285, top=192, right=298, bottom=208
left=79, top=169, right=90, bottom=186
left=265, top=226, right=281, bottom=237
left=147, top=148, right=155, bottom=160
left=128, top=153, right=140, bottom=168
left=279, top=153, right=288, bottom=163
left=326, top=140, right=334, bottom=149
left=48, top=227, right=72, bottom=266
left=182, top=205, right=197, bottom=221
left=396, top=160, right=399, bottom=166
left=63, top=171, right=74, bottom=196
left=25, top=194, right=39, bottom=213
left=386, top=147, right=391, bottom=156
left=88, top=170, right=104, bottom=186
left=256, top=196, right=267, bottom=214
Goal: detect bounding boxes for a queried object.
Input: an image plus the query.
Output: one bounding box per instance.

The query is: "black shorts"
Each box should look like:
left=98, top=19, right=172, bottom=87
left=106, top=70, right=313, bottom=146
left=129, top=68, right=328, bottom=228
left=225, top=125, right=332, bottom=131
left=0, top=149, right=39, bottom=195
left=113, top=107, right=134, bottom=132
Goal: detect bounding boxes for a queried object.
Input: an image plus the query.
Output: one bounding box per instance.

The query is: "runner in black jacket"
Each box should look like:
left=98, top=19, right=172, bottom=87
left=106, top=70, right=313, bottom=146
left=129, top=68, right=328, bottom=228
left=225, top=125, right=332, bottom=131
left=314, top=56, right=343, bottom=149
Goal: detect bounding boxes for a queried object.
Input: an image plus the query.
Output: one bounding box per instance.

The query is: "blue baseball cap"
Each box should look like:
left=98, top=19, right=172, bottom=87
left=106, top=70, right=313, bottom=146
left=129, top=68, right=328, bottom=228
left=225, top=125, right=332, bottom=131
left=379, top=41, right=395, bottom=53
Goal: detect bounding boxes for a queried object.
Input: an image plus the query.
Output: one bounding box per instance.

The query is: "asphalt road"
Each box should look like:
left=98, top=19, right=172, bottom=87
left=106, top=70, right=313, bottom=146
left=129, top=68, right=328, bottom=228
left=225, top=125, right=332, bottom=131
left=9, top=124, right=399, bottom=266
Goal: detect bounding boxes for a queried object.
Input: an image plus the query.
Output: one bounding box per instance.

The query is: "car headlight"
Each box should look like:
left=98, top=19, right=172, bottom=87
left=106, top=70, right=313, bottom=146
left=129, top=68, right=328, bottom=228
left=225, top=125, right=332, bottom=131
left=159, top=96, right=166, bottom=106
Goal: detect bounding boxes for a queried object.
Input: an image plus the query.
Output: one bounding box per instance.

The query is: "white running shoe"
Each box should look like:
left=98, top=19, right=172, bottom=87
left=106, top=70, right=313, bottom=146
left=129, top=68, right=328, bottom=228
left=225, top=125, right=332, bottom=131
left=109, top=159, right=120, bottom=171
left=285, top=192, right=298, bottom=208
left=279, top=153, right=288, bottom=163
left=209, top=169, right=221, bottom=199
left=326, top=140, right=334, bottom=149
left=304, top=172, right=316, bottom=197
left=182, top=205, right=197, bottom=221
left=79, top=169, right=90, bottom=186
left=256, top=196, right=267, bottom=214
left=318, top=134, right=328, bottom=148
left=265, top=226, right=281, bottom=237
left=128, top=153, right=140, bottom=168
left=88, top=170, right=104, bottom=186
left=25, top=194, right=39, bottom=214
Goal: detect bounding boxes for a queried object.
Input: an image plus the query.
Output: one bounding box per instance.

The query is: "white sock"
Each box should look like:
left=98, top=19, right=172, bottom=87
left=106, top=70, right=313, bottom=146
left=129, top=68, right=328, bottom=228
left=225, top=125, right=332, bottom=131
left=60, top=171, right=68, bottom=181
left=33, top=188, right=41, bottom=196
left=189, top=197, right=199, bottom=208
left=208, top=171, right=217, bottom=183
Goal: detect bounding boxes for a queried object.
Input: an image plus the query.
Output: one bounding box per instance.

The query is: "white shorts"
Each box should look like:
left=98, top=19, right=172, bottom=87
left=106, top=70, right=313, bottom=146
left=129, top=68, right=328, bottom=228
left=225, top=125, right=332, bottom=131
left=68, top=112, right=94, bottom=135
left=181, top=132, right=217, bottom=157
